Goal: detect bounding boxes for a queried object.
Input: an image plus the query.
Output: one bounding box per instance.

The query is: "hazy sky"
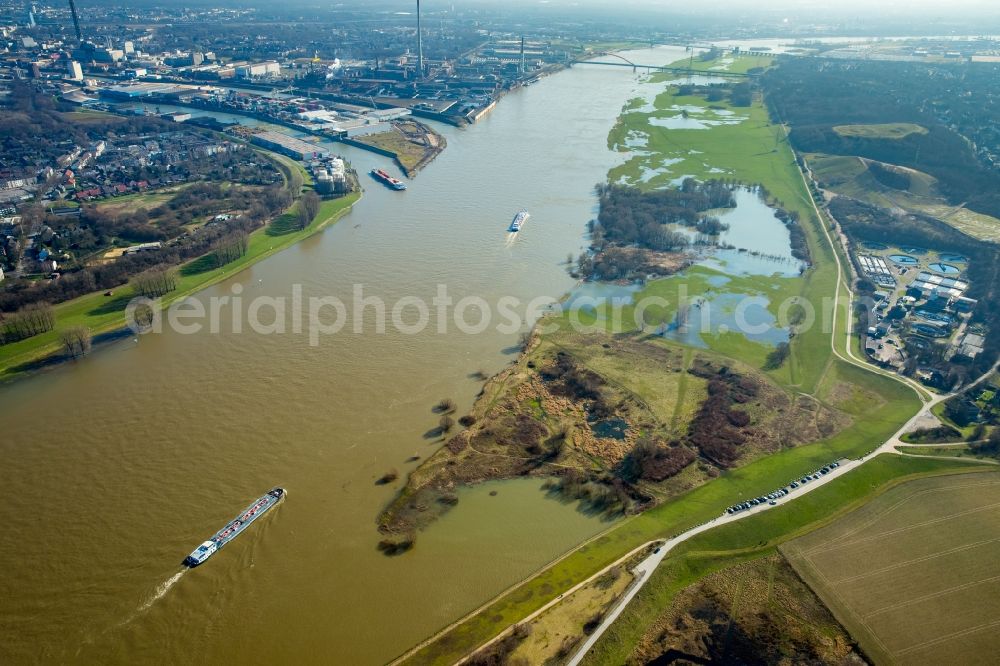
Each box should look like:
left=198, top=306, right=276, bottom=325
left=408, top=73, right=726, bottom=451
left=491, top=0, right=999, bottom=14
left=539, top=0, right=995, bottom=7
left=370, top=0, right=1000, bottom=24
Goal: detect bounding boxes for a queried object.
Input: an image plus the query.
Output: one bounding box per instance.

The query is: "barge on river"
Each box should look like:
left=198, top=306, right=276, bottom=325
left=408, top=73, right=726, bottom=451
left=184, top=487, right=285, bottom=567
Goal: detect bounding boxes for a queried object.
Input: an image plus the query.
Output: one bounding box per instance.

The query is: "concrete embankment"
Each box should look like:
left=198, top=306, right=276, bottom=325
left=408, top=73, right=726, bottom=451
left=342, top=122, right=447, bottom=177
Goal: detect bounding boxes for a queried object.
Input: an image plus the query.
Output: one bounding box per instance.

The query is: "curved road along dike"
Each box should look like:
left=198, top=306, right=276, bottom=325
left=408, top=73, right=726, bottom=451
left=565, top=359, right=999, bottom=666
left=453, top=141, right=996, bottom=666
left=564, top=152, right=1000, bottom=663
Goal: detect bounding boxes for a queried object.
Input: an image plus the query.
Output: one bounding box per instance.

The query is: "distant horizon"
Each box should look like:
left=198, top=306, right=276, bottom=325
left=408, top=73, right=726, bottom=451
left=66, top=0, right=1000, bottom=16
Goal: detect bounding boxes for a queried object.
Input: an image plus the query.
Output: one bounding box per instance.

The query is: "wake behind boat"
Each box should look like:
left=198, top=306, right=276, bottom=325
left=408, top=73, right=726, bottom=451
left=184, top=487, right=285, bottom=567
left=509, top=209, right=530, bottom=233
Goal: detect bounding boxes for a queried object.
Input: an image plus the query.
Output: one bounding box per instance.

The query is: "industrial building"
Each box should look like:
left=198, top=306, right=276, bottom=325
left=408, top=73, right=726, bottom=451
left=909, top=271, right=970, bottom=299
left=958, top=332, right=986, bottom=359
left=857, top=254, right=895, bottom=287
left=294, top=110, right=394, bottom=138
left=248, top=131, right=330, bottom=160
left=312, top=157, right=348, bottom=195
left=99, top=82, right=194, bottom=99
left=236, top=62, right=281, bottom=79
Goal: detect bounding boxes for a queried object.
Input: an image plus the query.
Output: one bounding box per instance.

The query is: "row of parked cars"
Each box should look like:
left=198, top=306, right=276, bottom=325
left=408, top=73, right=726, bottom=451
left=725, top=461, right=843, bottom=515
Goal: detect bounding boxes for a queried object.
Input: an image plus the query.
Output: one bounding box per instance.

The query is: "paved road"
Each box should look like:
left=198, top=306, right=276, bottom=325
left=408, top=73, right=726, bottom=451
left=565, top=154, right=1000, bottom=664
left=464, top=149, right=999, bottom=666
left=567, top=359, right=999, bottom=665
left=567, top=407, right=926, bottom=664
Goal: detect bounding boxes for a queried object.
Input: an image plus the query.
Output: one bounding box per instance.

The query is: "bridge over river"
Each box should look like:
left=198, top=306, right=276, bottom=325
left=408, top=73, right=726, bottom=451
left=574, top=51, right=760, bottom=77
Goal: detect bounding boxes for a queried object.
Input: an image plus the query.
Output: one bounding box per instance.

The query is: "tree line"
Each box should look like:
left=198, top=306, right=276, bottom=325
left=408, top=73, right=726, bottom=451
left=0, top=302, right=55, bottom=344
left=1, top=190, right=289, bottom=315
left=763, top=57, right=1000, bottom=220
left=578, top=180, right=736, bottom=280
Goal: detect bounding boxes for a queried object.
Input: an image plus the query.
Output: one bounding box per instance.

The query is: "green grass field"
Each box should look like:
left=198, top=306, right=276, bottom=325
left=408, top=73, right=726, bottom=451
left=579, top=458, right=995, bottom=665
left=58, top=109, right=126, bottom=125
left=402, top=370, right=921, bottom=664
left=896, top=443, right=998, bottom=462
left=397, top=54, right=931, bottom=665
left=832, top=123, right=928, bottom=140
left=0, top=192, right=358, bottom=379
left=605, top=60, right=843, bottom=395
left=660, top=53, right=773, bottom=76
left=354, top=128, right=428, bottom=173
left=782, top=472, right=1000, bottom=665
left=622, top=552, right=864, bottom=663
left=806, top=150, right=1000, bottom=243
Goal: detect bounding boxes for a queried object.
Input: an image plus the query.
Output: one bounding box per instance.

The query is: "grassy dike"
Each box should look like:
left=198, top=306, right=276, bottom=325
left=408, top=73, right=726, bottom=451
left=0, top=152, right=359, bottom=380
left=579, top=456, right=995, bottom=665
left=399, top=54, right=931, bottom=665
left=401, top=367, right=919, bottom=664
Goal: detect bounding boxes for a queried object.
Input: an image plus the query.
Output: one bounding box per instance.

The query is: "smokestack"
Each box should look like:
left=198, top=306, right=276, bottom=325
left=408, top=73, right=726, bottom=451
left=416, top=0, right=423, bottom=79
left=520, top=35, right=525, bottom=75
left=68, top=0, right=83, bottom=42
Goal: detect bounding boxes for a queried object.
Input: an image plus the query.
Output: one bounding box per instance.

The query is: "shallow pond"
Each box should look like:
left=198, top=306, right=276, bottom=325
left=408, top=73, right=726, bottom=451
left=648, top=114, right=744, bottom=130
left=696, top=188, right=805, bottom=277
left=564, top=282, right=643, bottom=315
left=661, top=291, right=789, bottom=349
left=590, top=418, right=629, bottom=439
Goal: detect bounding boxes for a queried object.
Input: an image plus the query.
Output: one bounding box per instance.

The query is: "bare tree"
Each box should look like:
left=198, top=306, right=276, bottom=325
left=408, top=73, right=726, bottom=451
left=0, top=302, right=55, bottom=342
left=132, top=266, right=177, bottom=298
left=439, top=415, right=455, bottom=434
left=435, top=398, right=456, bottom=414
left=295, top=191, right=321, bottom=230
left=60, top=325, right=92, bottom=358
left=214, top=230, right=250, bottom=266
left=131, top=301, right=156, bottom=331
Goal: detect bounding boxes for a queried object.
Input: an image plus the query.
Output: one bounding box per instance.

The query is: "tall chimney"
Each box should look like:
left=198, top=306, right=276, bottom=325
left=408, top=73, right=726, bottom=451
left=520, top=35, right=525, bottom=75
left=68, top=0, right=83, bottom=42
left=416, top=0, right=423, bottom=79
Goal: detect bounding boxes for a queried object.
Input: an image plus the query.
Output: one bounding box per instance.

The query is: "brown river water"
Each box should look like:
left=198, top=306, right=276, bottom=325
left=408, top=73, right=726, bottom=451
left=0, top=47, right=689, bottom=664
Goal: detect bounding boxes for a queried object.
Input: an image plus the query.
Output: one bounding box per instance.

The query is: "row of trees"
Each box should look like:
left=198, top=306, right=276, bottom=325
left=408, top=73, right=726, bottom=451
left=294, top=192, right=321, bottom=230
left=0, top=264, right=177, bottom=347
left=763, top=57, right=1000, bottom=220
left=0, top=301, right=92, bottom=358
left=0, top=189, right=290, bottom=315
left=0, top=302, right=55, bottom=344
left=211, top=230, right=250, bottom=268
left=60, top=326, right=92, bottom=358
left=132, top=267, right=178, bottom=299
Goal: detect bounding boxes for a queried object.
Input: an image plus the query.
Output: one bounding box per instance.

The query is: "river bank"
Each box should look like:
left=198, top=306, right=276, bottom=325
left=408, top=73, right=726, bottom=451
left=0, top=155, right=360, bottom=381
left=0, top=49, right=683, bottom=665
left=391, top=51, right=933, bottom=665
left=379, top=52, right=816, bottom=537
left=345, top=119, right=447, bottom=177
left=111, top=92, right=450, bottom=176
